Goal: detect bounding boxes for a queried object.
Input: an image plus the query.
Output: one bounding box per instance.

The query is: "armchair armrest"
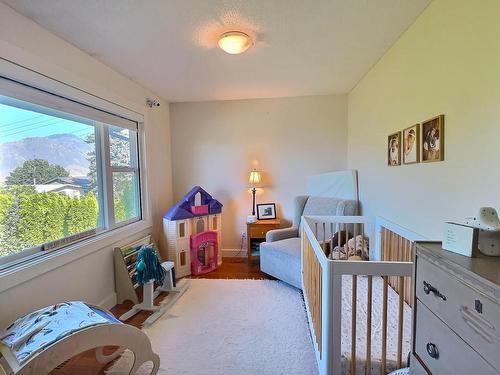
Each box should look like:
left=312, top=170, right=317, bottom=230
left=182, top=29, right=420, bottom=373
left=265, top=227, right=299, bottom=242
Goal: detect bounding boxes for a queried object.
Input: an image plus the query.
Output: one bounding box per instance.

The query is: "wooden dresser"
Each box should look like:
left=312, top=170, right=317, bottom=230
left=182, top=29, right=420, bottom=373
left=246, top=219, right=280, bottom=262
left=411, top=242, right=500, bottom=374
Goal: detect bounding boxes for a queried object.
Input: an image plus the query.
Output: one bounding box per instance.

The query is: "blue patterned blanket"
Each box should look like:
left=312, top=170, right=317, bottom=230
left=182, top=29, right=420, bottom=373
left=0, top=301, right=118, bottom=364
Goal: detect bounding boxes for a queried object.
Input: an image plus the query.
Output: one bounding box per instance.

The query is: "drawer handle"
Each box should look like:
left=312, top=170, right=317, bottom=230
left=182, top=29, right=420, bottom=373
left=423, top=281, right=447, bottom=301
left=426, top=343, right=439, bottom=359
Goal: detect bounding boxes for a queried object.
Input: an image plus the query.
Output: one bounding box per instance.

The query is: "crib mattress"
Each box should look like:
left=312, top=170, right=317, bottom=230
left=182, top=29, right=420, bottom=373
left=339, top=275, right=412, bottom=374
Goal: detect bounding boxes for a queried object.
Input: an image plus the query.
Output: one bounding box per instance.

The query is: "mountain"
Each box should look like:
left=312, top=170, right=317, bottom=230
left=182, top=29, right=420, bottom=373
left=0, top=134, right=92, bottom=182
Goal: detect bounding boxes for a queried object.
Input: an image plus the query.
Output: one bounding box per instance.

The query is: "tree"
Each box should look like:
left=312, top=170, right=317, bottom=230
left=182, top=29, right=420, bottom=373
left=5, top=159, right=70, bottom=185
left=85, top=130, right=132, bottom=192
left=85, top=133, right=98, bottom=192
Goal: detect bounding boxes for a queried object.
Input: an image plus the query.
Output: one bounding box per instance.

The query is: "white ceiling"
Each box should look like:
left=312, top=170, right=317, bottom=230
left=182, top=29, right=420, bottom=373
left=2, top=0, right=430, bottom=102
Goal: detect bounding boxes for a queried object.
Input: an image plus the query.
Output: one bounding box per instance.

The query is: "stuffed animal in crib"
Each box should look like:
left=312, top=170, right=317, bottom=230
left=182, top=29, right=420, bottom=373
left=326, top=231, right=369, bottom=260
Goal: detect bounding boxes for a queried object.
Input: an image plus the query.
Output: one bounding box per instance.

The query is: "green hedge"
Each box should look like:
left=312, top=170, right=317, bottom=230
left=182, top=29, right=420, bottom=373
left=65, top=193, right=99, bottom=235
left=0, top=191, right=99, bottom=257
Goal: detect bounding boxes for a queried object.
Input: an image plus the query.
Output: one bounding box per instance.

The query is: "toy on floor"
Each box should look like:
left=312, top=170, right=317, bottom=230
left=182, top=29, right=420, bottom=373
left=119, top=245, right=189, bottom=326
left=0, top=301, right=159, bottom=375
left=190, top=230, right=218, bottom=275
left=163, top=186, right=223, bottom=278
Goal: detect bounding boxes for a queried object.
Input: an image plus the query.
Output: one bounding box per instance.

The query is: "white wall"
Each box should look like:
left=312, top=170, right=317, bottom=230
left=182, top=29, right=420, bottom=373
left=0, top=3, right=172, bottom=326
left=347, top=0, right=500, bottom=239
left=170, top=95, right=347, bottom=250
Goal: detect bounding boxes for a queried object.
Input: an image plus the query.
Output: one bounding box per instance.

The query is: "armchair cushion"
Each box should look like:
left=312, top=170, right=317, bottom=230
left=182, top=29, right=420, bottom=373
left=302, top=196, right=357, bottom=217
left=260, top=238, right=302, bottom=289
left=265, top=227, right=299, bottom=242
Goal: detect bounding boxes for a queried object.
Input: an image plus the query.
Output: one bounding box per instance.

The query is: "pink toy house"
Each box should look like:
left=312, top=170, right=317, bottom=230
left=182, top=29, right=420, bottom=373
left=163, top=186, right=223, bottom=278
left=190, top=231, right=218, bottom=275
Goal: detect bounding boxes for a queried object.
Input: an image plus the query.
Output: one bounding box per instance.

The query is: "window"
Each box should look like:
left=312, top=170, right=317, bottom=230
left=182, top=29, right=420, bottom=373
left=196, top=219, right=205, bottom=234
left=178, top=222, right=185, bottom=238
left=0, top=77, right=142, bottom=267
left=194, top=192, right=202, bottom=206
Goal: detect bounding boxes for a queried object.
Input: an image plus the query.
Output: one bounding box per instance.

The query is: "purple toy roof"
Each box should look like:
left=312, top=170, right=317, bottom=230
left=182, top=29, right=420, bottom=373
left=163, top=186, right=223, bottom=220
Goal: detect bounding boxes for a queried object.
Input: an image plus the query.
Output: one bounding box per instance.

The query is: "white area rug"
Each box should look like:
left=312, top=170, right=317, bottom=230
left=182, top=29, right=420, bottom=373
left=107, top=279, right=318, bottom=375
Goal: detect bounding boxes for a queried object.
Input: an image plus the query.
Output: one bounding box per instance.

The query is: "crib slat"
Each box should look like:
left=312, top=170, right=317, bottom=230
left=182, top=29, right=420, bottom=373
left=346, top=223, right=350, bottom=259
left=351, top=275, right=357, bottom=375
left=322, top=222, right=326, bottom=254
left=397, top=276, right=405, bottom=368
left=339, top=224, right=343, bottom=259
left=381, top=276, right=388, bottom=375
left=398, top=235, right=403, bottom=290
left=318, top=255, right=322, bottom=356
left=330, top=223, right=334, bottom=258
left=365, top=275, right=372, bottom=375
left=381, top=228, right=386, bottom=261
left=361, top=223, right=365, bottom=261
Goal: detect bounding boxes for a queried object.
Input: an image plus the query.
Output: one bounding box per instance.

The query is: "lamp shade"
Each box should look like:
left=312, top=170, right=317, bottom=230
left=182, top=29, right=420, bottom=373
left=248, top=170, right=262, bottom=187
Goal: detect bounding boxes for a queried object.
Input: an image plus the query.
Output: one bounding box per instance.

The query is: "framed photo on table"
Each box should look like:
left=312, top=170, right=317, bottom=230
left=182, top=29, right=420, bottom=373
left=256, top=203, right=277, bottom=220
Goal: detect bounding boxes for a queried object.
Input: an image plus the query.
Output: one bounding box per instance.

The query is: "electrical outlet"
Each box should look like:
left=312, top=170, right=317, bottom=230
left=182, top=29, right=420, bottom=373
left=241, top=232, right=246, bottom=239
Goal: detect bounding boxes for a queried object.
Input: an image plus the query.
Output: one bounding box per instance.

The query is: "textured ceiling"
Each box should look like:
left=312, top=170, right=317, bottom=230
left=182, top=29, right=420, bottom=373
left=2, top=0, right=430, bottom=102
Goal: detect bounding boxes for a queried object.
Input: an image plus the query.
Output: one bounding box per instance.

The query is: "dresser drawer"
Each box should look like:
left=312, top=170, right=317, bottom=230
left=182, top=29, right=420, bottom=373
left=249, top=226, right=274, bottom=238
left=416, top=255, right=500, bottom=370
left=415, top=300, right=497, bottom=374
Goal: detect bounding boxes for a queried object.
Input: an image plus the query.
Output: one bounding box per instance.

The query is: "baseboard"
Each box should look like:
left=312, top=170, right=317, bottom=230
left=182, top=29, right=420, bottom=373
left=222, top=248, right=247, bottom=258
left=98, top=292, right=117, bottom=310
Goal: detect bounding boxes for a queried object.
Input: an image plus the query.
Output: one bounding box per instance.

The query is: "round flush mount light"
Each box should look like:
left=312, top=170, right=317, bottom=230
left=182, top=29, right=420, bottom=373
left=218, top=31, right=253, bottom=54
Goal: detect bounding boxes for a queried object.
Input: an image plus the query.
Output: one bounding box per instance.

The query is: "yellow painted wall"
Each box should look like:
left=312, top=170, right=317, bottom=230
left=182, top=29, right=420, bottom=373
left=348, top=0, right=500, bottom=239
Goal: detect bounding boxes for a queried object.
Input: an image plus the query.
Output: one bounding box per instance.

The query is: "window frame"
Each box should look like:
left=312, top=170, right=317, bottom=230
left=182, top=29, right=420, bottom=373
left=0, top=73, right=148, bottom=271
left=102, top=125, right=142, bottom=229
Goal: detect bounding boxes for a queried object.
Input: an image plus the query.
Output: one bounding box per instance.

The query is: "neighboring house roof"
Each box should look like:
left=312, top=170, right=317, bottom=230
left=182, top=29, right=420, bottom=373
left=44, top=176, right=90, bottom=187
left=35, top=184, right=84, bottom=195
left=164, top=186, right=223, bottom=221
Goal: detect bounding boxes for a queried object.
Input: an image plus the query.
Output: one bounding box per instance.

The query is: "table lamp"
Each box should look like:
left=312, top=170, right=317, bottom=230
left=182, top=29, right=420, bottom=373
left=247, top=169, right=262, bottom=223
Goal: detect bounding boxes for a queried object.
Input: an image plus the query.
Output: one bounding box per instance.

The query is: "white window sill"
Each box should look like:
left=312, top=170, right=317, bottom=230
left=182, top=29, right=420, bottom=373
left=0, top=219, right=152, bottom=293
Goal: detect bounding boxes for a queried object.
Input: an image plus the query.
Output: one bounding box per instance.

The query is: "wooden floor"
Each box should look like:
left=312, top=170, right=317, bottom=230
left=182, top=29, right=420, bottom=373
left=51, top=257, right=273, bottom=375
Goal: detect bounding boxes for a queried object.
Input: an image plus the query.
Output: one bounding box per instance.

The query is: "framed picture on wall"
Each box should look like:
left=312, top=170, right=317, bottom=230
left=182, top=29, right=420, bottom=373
left=387, top=131, right=401, bottom=166
left=257, top=203, right=277, bottom=220
left=403, top=124, right=420, bottom=164
left=422, top=114, right=445, bottom=163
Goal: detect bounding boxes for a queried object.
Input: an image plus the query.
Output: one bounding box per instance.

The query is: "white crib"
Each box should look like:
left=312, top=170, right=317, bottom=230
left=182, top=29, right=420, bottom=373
left=301, top=215, right=424, bottom=375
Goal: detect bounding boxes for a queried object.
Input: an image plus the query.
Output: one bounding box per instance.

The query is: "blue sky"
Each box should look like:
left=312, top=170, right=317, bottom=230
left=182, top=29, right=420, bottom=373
left=0, top=103, right=93, bottom=144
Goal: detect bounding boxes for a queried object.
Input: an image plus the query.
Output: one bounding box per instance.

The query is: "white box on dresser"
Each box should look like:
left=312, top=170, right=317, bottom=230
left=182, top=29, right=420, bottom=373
left=411, top=242, right=500, bottom=374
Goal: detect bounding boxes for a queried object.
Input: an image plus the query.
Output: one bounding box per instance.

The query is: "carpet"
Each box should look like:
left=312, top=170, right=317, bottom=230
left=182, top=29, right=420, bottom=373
left=107, top=279, right=318, bottom=375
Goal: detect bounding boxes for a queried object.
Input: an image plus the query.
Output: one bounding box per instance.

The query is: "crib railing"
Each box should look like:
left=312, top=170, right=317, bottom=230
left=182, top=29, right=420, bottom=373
left=380, top=226, right=415, bottom=306
left=301, top=216, right=415, bottom=375
left=302, top=230, right=325, bottom=358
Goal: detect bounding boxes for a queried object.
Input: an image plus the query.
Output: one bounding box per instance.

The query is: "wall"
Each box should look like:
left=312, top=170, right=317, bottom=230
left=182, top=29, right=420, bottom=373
left=170, top=95, right=347, bottom=250
left=347, top=0, right=500, bottom=239
left=0, top=3, right=172, bottom=326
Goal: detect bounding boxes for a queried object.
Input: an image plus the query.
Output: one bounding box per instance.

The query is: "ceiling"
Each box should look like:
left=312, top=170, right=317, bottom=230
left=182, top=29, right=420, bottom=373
left=2, top=0, right=431, bottom=102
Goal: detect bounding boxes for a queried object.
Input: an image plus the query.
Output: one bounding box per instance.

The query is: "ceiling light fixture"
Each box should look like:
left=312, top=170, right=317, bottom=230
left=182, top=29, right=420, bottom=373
left=218, top=31, right=253, bottom=54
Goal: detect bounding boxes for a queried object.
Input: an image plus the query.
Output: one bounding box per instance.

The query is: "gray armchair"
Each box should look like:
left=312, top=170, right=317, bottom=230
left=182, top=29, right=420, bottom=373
left=260, top=195, right=357, bottom=289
